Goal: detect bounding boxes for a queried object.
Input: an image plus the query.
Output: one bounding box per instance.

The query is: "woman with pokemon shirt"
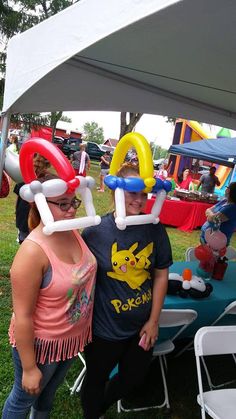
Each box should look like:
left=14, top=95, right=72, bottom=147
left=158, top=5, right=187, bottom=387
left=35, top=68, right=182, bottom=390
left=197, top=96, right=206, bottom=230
left=81, top=163, right=172, bottom=419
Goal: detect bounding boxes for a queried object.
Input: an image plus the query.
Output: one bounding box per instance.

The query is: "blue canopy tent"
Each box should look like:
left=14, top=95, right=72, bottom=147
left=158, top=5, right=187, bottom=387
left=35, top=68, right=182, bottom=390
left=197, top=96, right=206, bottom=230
left=168, top=138, right=236, bottom=168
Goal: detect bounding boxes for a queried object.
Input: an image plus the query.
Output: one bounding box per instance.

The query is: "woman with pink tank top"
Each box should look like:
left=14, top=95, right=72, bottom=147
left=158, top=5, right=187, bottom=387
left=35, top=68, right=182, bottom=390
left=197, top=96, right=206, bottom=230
left=2, top=175, right=97, bottom=419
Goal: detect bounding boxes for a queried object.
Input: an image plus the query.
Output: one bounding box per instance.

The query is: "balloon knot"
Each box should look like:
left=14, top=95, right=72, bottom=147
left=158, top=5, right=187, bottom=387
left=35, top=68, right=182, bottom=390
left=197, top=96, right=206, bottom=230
left=67, top=178, right=80, bottom=193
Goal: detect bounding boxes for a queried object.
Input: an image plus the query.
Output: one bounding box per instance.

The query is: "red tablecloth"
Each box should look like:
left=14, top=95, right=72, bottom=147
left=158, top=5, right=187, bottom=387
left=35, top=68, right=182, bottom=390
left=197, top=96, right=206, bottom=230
left=144, top=198, right=212, bottom=232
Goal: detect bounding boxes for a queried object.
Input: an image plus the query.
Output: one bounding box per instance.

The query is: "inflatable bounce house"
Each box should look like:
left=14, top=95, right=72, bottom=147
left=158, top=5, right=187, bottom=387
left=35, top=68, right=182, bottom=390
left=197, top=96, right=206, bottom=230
left=168, top=119, right=236, bottom=196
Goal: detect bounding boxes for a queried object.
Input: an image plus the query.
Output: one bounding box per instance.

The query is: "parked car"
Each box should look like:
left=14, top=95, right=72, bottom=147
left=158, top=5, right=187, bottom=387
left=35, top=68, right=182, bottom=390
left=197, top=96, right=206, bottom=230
left=85, top=141, right=105, bottom=161
left=53, top=138, right=112, bottom=161
left=52, top=136, right=81, bottom=158
left=63, top=138, right=82, bottom=157
left=52, top=136, right=65, bottom=151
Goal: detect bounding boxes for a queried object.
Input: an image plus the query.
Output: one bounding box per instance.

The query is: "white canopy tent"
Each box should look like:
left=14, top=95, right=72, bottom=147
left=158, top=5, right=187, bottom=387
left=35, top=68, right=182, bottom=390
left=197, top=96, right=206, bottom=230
left=1, top=0, right=236, bottom=184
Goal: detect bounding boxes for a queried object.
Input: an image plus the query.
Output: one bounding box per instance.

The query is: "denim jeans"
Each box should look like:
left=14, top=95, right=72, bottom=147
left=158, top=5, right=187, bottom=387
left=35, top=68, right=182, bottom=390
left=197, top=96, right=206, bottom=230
left=2, top=348, right=75, bottom=419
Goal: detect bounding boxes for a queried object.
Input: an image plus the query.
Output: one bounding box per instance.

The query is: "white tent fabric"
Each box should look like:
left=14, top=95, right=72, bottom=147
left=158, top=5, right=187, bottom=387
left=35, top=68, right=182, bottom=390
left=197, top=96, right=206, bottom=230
left=2, top=0, right=236, bottom=128
left=1, top=0, right=236, bottom=186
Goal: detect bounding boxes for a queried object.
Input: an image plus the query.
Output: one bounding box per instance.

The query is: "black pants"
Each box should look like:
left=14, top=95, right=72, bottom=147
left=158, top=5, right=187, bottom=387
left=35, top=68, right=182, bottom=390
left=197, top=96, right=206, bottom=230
left=80, top=334, right=153, bottom=419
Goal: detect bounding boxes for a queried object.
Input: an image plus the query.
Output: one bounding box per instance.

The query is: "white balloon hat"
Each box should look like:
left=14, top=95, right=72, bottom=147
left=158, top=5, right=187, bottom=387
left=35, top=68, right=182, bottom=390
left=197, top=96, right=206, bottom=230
left=19, top=138, right=101, bottom=235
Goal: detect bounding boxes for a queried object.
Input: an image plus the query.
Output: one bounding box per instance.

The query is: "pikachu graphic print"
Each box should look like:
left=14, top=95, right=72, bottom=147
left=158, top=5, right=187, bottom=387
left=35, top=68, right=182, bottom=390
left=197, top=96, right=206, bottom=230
left=107, top=242, right=153, bottom=290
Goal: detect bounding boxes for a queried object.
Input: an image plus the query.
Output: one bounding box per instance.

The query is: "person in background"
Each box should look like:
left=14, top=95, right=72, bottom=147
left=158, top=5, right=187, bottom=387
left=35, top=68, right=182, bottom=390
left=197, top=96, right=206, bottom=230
left=197, top=166, right=220, bottom=194
left=129, top=151, right=139, bottom=165
left=8, top=134, right=19, bottom=154
left=2, top=173, right=97, bottom=419
left=97, top=150, right=112, bottom=192
left=80, top=163, right=172, bottom=419
left=71, top=143, right=90, bottom=176
left=154, top=162, right=168, bottom=180
left=14, top=154, right=51, bottom=244
left=176, top=167, right=194, bottom=191
left=201, top=182, right=236, bottom=246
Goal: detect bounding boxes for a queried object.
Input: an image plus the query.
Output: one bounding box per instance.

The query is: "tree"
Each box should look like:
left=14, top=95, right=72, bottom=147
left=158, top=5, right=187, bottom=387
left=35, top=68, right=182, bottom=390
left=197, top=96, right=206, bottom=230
left=119, top=112, right=143, bottom=139
left=83, top=121, right=104, bottom=144
left=10, top=113, right=50, bottom=133
left=49, top=112, right=72, bottom=138
left=150, top=142, right=168, bottom=160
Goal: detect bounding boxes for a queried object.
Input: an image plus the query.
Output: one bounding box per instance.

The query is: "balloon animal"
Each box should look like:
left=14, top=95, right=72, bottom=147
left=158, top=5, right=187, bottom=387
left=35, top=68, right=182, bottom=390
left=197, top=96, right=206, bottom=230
left=168, top=270, right=213, bottom=299
left=195, top=228, right=227, bottom=278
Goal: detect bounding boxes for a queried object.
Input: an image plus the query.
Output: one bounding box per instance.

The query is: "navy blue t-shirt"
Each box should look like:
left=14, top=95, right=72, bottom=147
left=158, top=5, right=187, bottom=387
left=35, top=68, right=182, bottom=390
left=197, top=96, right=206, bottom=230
left=82, top=213, right=172, bottom=340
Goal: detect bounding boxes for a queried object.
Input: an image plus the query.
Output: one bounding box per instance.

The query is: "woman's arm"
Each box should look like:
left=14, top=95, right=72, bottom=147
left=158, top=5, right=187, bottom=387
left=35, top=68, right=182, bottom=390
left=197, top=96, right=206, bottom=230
left=205, top=207, right=214, bottom=218
left=140, top=268, right=168, bottom=350
left=205, top=201, right=228, bottom=223
left=86, top=154, right=91, bottom=170
left=11, top=240, right=48, bottom=394
left=207, top=210, right=228, bottom=223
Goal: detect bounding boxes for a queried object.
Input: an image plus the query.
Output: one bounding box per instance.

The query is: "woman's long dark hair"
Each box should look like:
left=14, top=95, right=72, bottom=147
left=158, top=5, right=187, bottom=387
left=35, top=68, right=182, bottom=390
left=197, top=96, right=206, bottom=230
left=177, top=167, right=190, bottom=183
left=10, top=135, right=19, bottom=153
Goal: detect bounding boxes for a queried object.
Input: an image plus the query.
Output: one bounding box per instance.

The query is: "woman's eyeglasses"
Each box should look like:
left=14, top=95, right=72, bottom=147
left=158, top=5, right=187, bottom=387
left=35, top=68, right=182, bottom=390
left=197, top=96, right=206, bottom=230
left=46, top=198, right=82, bottom=211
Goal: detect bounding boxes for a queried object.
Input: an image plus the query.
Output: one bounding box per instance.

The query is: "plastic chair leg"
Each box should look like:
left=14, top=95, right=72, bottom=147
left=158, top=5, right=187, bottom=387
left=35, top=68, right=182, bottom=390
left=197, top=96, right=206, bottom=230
left=201, top=356, right=236, bottom=390
left=117, top=355, right=170, bottom=413
left=70, top=366, right=86, bottom=395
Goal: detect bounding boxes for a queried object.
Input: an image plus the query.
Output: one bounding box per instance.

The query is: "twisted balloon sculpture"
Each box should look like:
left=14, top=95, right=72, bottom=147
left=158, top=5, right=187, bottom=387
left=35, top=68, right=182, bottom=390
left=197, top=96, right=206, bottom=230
left=19, top=138, right=101, bottom=235
left=104, top=132, right=172, bottom=230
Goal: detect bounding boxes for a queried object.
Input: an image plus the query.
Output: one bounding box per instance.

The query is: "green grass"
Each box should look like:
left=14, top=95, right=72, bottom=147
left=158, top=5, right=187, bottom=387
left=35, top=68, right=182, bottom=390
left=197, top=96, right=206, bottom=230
left=1, top=162, right=236, bottom=418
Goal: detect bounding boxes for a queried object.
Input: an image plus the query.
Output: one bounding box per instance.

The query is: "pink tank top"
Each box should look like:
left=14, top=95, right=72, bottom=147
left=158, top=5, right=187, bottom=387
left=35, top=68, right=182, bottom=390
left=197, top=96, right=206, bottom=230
left=9, top=230, right=97, bottom=364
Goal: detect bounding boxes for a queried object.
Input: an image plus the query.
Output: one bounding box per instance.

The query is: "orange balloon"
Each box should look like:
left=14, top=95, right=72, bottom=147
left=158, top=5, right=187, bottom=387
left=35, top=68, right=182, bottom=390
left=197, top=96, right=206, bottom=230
left=182, top=268, right=192, bottom=281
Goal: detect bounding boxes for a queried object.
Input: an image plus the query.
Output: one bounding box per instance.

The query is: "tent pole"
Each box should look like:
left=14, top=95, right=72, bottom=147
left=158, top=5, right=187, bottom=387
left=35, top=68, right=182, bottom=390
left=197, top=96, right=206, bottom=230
left=230, top=164, right=236, bottom=183
left=0, top=111, right=10, bottom=188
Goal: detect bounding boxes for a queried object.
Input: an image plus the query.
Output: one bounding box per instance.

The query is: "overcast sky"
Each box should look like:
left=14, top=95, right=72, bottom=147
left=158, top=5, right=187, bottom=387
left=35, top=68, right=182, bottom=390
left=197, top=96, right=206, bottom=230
left=63, top=112, right=175, bottom=149
left=62, top=111, right=236, bottom=150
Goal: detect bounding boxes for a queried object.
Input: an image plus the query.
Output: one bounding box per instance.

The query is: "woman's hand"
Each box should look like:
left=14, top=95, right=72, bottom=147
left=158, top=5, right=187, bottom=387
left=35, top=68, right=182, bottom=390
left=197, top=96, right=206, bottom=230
left=140, top=319, right=159, bottom=351
left=22, top=366, right=43, bottom=395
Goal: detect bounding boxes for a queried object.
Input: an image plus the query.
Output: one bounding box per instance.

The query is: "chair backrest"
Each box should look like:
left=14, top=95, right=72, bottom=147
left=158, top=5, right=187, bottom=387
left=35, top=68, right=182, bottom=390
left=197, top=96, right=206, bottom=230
left=226, top=246, right=236, bottom=260
left=185, top=247, right=197, bottom=261
left=225, top=300, right=236, bottom=315
left=211, top=300, right=236, bottom=326
left=159, top=309, right=198, bottom=341
left=194, top=325, right=236, bottom=357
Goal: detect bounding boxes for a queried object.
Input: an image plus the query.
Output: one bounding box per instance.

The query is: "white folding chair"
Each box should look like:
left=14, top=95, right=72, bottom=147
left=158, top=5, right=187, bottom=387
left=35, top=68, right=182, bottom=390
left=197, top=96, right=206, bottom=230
left=200, top=300, right=236, bottom=390
left=194, top=326, right=236, bottom=419
left=185, top=247, right=197, bottom=261
left=69, top=352, right=86, bottom=395
left=177, top=300, right=236, bottom=373
left=117, top=308, right=197, bottom=413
